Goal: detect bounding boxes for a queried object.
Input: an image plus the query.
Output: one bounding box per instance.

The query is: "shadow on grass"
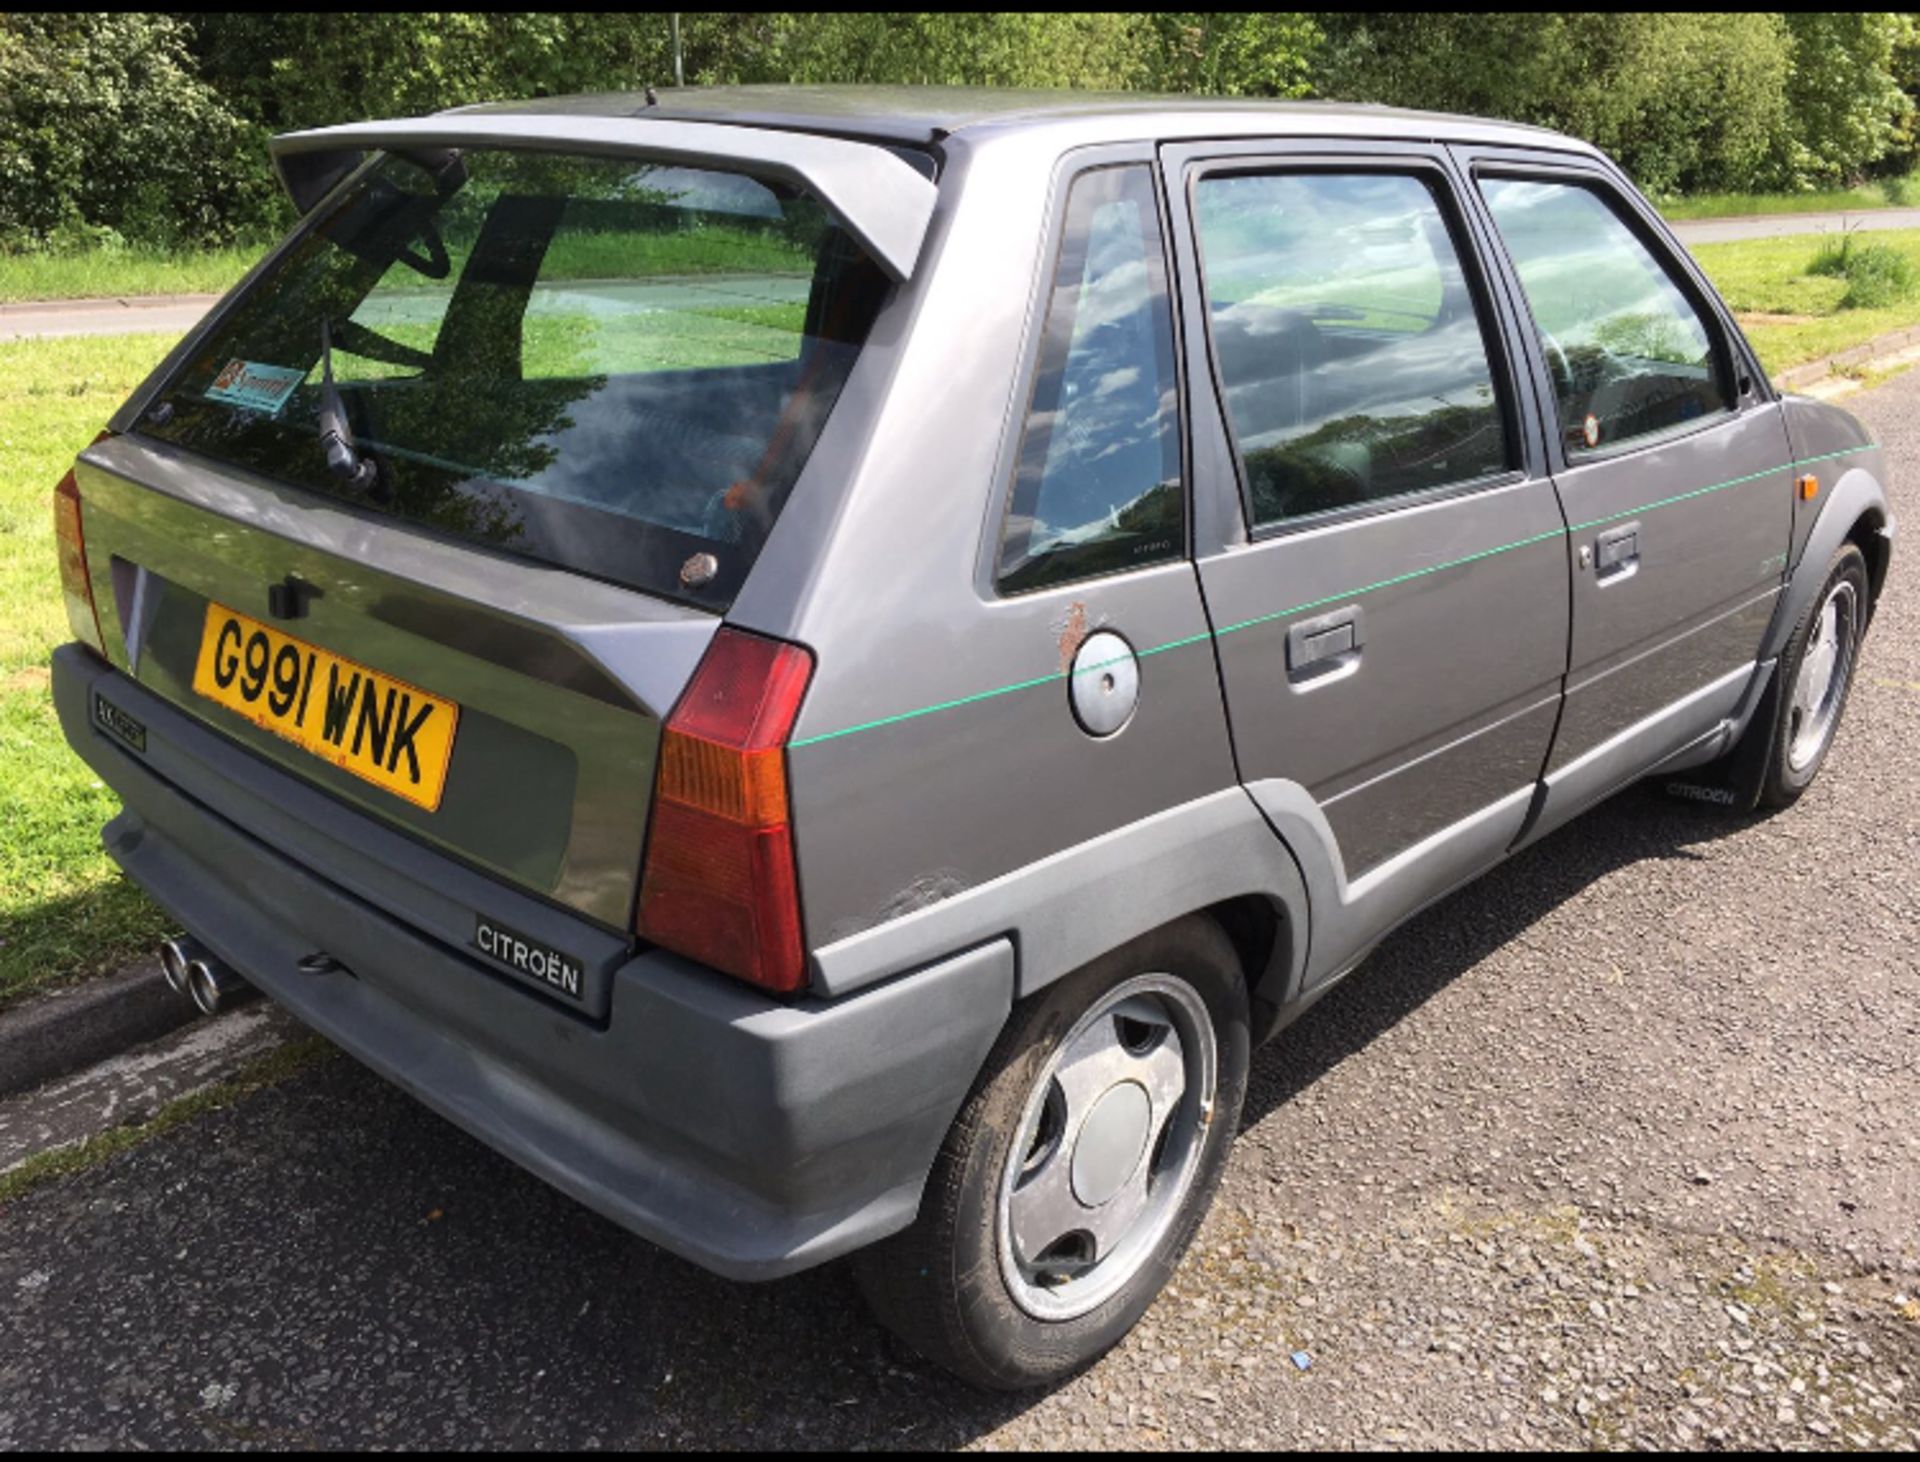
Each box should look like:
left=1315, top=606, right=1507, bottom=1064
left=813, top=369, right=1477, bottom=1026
left=0, top=873, right=166, bottom=1010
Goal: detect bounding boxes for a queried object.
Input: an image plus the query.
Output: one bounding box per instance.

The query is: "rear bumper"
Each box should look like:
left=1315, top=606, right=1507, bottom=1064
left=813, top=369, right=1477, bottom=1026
left=54, top=645, right=1012, bottom=1280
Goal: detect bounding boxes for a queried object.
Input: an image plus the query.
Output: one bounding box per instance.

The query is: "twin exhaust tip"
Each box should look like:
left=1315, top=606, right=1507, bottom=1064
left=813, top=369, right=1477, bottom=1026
left=158, top=935, right=257, bottom=1017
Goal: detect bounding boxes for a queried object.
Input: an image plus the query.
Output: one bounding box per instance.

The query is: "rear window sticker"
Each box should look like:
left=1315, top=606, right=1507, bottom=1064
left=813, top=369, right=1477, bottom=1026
left=207, top=359, right=306, bottom=417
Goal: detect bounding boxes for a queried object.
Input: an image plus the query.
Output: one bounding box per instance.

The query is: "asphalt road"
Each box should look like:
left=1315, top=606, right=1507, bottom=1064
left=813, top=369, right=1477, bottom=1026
left=0, top=294, right=218, bottom=342
left=0, top=275, right=810, bottom=342
left=2, top=378, right=1917, bottom=1448
left=1669, top=208, right=1920, bottom=246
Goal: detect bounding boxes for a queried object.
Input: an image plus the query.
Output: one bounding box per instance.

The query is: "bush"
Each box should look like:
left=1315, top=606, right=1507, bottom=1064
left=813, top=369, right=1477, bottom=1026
left=1808, top=233, right=1856, bottom=278
left=1837, top=243, right=1918, bottom=309
left=0, top=13, right=280, bottom=251
left=1315, top=13, right=1795, bottom=196
left=7, top=13, right=1920, bottom=251
left=1780, top=13, right=1916, bottom=188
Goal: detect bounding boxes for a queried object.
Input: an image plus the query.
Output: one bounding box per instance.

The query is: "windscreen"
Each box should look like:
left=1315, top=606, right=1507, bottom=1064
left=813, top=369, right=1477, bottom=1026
left=138, top=147, right=890, bottom=606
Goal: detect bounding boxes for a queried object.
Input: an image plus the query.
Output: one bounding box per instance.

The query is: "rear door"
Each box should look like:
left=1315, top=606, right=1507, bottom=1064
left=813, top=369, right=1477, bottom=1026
left=1161, top=139, right=1569, bottom=965
left=1457, top=148, right=1795, bottom=835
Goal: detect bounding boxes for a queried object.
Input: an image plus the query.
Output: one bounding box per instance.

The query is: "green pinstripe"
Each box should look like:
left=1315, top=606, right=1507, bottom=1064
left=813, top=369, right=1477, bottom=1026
left=788, top=445, right=1873, bottom=750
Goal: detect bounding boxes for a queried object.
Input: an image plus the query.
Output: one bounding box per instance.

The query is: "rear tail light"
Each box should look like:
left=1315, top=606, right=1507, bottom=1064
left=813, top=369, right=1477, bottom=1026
left=53, top=440, right=111, bottom=656
left=636, top=627, right=815, bottom=994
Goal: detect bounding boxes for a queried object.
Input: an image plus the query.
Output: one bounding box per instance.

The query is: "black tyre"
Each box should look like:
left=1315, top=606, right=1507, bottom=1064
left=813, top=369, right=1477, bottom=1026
left=853, top=916, right=1250, bottom=1391
left=1758, top=542, right=1869, bottom=809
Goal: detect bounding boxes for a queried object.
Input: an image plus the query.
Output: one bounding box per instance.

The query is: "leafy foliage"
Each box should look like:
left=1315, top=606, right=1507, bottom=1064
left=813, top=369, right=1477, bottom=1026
left=1317, top=13, right=1797, bottom=197
left=4, top=13, right=1920, bottom=251
left=0, top=13, right=277, bottom=250
left=1833, top=241, right=1918, bottom=309
left=1781, top=13, right=1916, bottom=187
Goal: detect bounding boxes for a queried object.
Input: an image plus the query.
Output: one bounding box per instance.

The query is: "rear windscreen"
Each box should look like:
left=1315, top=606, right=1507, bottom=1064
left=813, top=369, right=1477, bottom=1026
left=138, top=148, right=891, bottom=606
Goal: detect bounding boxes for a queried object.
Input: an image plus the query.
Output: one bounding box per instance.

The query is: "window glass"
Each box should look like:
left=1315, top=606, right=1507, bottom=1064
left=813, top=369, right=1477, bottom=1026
left=1195, top=171, right=1511, bottom=526
left=1479, top=177, right=1729, bottom=453
left=141, top=149, right=886, bottom=608
left=997, top=165, right=1183, bottom=593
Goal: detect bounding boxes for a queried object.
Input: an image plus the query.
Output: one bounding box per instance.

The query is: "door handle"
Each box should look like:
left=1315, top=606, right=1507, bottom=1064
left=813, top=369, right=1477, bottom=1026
left=1594, top=521, right=1641, bottom=582
left=1286, top=604, right=1364, bottom=684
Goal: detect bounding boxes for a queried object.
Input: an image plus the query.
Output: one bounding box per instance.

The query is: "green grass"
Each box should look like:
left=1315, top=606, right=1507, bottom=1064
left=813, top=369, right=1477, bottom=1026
left=0, top=332, right=178, bottom=1007
left=0, top=225, right=811, bottom=306
left=538, top=225, right=812, bottom=280
left=1690, top=228, right=1920, bottom=372
left=335, top=301, right=809, bottom=384
left=1658, top=170, right=1920, bottom=222
left=1805, top=235, right=1919, bottom=309
left=0, top=245, right=260, bottom=303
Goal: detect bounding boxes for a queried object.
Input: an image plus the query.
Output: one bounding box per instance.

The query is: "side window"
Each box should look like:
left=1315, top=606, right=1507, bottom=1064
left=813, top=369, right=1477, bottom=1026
left=1479, top=177, right=1730, bottom=454
left=997, top=165, right=1183, bottom=594
left=1194, top=171, right=1513, bottom=528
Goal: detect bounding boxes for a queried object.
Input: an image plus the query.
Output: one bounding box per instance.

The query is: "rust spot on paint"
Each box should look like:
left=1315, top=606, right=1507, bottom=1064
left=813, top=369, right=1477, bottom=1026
left=1056, top=600, right=1090, bottom=674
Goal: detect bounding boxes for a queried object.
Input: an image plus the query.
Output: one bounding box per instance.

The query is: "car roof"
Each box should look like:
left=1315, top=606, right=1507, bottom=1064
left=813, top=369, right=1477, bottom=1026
left=451, top=84, right=1583, bottom=154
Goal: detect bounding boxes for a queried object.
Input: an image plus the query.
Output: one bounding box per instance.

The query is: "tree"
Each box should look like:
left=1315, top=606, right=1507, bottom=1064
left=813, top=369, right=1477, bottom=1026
left=701, top=13, right=1154, bottom=90
left=1316, top=13, right=1796, bottom=196
left=1779, top=12, right=1916, bottom=185
left=0, top=13, right=271, bottom=248
left=1146, top=13, right=1322, bottom=97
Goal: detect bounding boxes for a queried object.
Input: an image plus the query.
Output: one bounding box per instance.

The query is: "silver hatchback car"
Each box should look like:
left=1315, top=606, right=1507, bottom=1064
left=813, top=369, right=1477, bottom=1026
left=52, top=88, right=1893, bottom=1387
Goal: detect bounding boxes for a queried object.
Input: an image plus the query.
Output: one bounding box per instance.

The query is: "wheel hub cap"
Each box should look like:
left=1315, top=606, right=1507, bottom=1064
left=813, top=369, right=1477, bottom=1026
left=997, top=976, right=1217, bottom=1322
left=1071, top=1082, right=1151, bottom=1207
left=1788, top=580, right=1858, bottom=773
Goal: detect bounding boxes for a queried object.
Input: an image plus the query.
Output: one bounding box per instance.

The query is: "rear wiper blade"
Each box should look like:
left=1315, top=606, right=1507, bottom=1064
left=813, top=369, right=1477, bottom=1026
left=317, top=318, right=381, bottom=497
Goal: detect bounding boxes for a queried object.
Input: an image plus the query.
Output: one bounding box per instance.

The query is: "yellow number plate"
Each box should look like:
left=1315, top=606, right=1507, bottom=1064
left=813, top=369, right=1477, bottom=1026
left=191, top=602, right=459, bottom=811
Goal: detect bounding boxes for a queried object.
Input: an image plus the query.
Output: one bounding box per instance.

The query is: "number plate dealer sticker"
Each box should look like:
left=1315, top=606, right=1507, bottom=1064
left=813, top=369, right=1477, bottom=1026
left=191, top=602, right=459, bottom=811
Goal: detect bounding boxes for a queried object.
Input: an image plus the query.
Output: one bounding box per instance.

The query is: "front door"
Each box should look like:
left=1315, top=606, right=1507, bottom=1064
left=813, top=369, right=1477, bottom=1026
left=1459, top=149, right=1796, bottom=834
left=1161, top=141, right=1570, bottom=983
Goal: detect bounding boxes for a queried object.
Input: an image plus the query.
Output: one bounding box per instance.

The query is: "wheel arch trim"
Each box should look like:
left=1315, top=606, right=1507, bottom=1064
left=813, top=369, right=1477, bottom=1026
left=809, top=788, right=1311, bottom=1005
left=1764, top=465, right=1892, bottom=660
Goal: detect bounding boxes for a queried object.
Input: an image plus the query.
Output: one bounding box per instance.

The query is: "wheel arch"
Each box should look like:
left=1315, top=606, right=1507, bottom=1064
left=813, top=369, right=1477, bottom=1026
left=809, top=788, right=1313, bottom=1004
left=1198, top=891, right=1298, bottom=1034
left=1764, top=465, right=1894, bottom=661
left=1849, top=508, right=1893, bottom=621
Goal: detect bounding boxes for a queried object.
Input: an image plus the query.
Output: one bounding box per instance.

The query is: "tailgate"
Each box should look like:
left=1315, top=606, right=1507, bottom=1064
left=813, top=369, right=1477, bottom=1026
left=74, top=432, right=718, bottom=933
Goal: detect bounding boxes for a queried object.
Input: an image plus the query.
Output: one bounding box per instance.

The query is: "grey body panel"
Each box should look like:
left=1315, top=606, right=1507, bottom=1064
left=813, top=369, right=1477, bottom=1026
left=73, top=434, right=712, bottom=931
left=52, top=89, right=1897, bottom=1282
left=1245, top=779, right=1536, bottom=991
left=1648, top=655, right=1780, bottom=778
left=1159, top=137, right=1567, bottom=884
left=1518, top=662, right=1756, bottom=847
left=1539, top=407, right=1793, bottom=774
left=56, top=647, right=1011, bottom=1281
left=1189, top=477, right=1566, bottom=878
left=1770, top=395, right=1894, bottom=652
left=752, top=136, right=1241, bottom=960
left=812, top=788, right=1308, bottom=1002
left=270, top=114, right=940, bottom=282
left=1454, top=145, right=1796, bottom=783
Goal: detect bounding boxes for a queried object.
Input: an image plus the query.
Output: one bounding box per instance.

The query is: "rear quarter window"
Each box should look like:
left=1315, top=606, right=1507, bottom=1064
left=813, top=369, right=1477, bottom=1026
left=995, top=164, right=1184, bottom=595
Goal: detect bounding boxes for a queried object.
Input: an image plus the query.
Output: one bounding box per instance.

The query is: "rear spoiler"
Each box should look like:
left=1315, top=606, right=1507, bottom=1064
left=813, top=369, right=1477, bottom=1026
left=269, top=112, right=938, bottom=282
